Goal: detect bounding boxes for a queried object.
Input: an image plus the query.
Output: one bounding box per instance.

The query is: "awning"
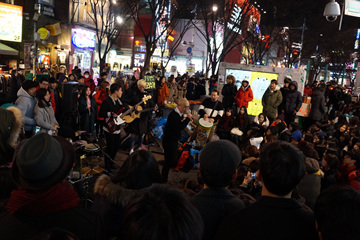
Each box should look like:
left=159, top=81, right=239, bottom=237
left=0, top=43, right=18, bottom=56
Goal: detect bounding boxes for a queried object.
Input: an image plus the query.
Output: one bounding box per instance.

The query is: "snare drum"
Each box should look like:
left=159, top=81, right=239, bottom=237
left=196, top=118, right=213, bottom=147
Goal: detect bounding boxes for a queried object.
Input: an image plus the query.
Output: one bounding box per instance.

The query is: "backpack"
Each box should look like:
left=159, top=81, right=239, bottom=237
left=175, top=142, right=194, bottom=173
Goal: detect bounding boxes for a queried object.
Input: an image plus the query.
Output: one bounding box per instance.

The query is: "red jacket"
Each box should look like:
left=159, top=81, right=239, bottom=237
left=93, top=88, right=109, bottom=120
left=235, top=86, right=253, bottom=108
left=85, top=76, right=96, bottom=94
left=157, top=83, right=169, bottom=106
left=303, top=87, right=312, bottom=97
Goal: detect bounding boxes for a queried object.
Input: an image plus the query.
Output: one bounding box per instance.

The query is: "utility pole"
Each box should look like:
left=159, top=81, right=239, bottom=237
left=298, top=18, right=306, bottom=68
left=32, top=1, right=41, bottom=76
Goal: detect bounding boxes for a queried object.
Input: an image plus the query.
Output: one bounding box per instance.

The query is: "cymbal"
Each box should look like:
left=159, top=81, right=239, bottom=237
left=81, top=166, right=104, bottom=175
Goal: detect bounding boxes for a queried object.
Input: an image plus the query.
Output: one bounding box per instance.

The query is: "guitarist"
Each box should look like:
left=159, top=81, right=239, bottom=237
left=123, top=79, right=156, bottom=154
left=99, top=83, right=128, bottom=172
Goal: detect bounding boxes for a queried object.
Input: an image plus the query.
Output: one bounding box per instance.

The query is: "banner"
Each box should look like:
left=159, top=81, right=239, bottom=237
left=144, top=75, right=155, bottom=90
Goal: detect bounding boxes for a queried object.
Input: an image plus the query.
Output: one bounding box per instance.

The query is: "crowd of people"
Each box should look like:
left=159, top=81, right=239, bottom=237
left=0, top=68, right=360, bottom=239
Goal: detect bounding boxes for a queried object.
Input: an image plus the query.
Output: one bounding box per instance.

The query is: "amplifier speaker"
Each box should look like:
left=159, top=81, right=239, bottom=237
left=62, top=82, right=79, bottom=113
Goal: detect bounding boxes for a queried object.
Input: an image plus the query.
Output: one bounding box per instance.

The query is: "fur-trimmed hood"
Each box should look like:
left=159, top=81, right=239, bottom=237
left=93, top=174, right=141, bottom=206
left=6, top=106, right=22, bottom=148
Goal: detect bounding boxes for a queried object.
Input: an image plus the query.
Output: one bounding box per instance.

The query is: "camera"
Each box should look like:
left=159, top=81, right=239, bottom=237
left=323, top=0, right=340, bottom=22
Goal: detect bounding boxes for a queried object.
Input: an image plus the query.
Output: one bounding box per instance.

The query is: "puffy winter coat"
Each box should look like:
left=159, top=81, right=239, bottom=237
left=309, top=89, right=325, bottom=121
left=222, top=84, right=237, bottom=109
left=285, top=81, right=303, bottom=113
left=15, top=87, right=37, bottom=131
left=262, top=86, right=283, bottom=119
left=235, top=85, right=253, bottom=108
left=34, top=102, right=58, bottom=133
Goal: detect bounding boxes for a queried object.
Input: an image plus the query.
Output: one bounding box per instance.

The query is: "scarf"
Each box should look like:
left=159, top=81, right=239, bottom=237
left=6, top=181, right=80, bottom=216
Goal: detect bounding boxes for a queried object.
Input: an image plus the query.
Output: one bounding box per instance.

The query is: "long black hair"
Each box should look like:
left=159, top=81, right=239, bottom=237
left=36, top=88, right=50, bottom=108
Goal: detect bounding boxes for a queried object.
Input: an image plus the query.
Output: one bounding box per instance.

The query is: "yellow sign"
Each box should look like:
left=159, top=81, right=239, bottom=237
left=45, top=23, right=61, bottom=36
left=153, top=48, right=169, bottom=57
left=37, top=28, right=50, bottom=40
left=0, top=3, right=22, bottom=42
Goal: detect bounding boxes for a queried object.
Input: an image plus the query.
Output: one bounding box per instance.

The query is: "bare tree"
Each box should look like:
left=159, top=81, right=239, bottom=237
left=126, top=0, right=190, bottom=78
left=159, top=19, right=193, bottom=75
left=191, top=0, right=259, bottom=76
left=84, top=0, right=131, bottom=73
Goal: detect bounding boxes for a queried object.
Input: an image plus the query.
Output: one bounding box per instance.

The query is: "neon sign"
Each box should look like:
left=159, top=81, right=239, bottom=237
left=71, top=28, right=95, bottom=49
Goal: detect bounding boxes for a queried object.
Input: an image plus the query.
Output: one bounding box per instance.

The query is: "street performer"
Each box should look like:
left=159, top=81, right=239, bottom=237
left=198, top=89, right=224, bottom=123
left=99, top=83, right=128, bottom=172
left=123, top=79, right=156, bottom=154
left=162, top=98, right=192, bottom=182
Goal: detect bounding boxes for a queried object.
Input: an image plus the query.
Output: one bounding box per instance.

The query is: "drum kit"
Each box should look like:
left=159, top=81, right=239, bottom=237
left=68, top=139, right=106, bottom=207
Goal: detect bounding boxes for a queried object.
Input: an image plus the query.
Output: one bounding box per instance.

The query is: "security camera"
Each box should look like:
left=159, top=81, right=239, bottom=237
left=182, top=41, right=187, bottom=46
left=326, top=15, right=338, bottom=22
left=323, top=0, right=340, bottom=22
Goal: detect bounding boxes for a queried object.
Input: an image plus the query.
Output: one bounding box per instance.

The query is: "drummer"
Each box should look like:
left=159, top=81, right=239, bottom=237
left=198, top=89, right=224, bottom=123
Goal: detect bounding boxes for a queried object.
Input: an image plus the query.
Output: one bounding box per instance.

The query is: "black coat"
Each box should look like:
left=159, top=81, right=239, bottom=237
left=221, top=84, right=237, bottom=109
left=285, top=82, right=303, bottom=113
left=192, top=188, right=245, bottom=240
left=78, top=96, right=97, bottom=133
left=99, top=96, right=127, bottom=132
left=216, top=196, right=319, bottom=240
left=122, top=87, right=154, bottom=135
left=163, top=109, right=190, bottom=142
left=0, top=208, right=105, bottom=240
left=309, top=90, right=325, bottom=121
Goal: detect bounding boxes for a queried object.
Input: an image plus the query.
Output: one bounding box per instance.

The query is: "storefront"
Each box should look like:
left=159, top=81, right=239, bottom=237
left=70, top=27, right=96, bottom=75
left=106, top=49, right=132, bottom=72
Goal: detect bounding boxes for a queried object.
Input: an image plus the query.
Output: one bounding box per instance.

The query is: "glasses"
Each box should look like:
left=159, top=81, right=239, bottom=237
left=182, top=105, right=190, bottom=109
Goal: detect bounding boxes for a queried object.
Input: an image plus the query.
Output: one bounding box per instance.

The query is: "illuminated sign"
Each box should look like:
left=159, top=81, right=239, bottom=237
left=225, top=69, right=279, bottom=116
left=71, top=28, right=95, bottom=49
left=345, top=0, right=360, bottom=17
left=0, top=3, right=22, bottom=42
left=227, top=4, right=242, bottom=34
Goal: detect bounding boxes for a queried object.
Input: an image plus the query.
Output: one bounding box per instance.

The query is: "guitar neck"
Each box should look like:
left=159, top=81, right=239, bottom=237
left=122, top=99, right=147, bottom=116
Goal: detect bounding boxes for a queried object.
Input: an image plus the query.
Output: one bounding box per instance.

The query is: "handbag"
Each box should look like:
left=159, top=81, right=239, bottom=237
left=231, top=127, right=243, bottom=136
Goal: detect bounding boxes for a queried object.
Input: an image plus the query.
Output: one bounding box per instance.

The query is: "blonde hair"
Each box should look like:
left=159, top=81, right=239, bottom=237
left=137, top=79, right=146, bottom=88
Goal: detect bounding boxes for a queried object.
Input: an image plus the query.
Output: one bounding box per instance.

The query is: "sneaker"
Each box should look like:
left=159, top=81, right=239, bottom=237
left=129, top=149, right=134, bottom=155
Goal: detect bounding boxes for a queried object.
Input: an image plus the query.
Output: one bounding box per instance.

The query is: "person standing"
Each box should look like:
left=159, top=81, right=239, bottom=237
left=7, top=70, right=20, bottom=103
left=84, top=71, right=96, bottom=94
left=94, top=81, right=110, bottom=137
left=167, top=76, right=178, bottom=103
left=308, top=86, right=326, bottom=126
left=34, top=88, right=59, bottom=134
left=15, top=80, right=39, bottom=138
left=235, top=77, right=253, bottom=110
left=262, top=79, right=283, bottom=124
left=157, top=76, right=169, bottom=106
left=161, top=98, right=192, bottom=182
left=278, top=76, right=292, bottom=115
left=123, top=79, right=155, bottom=154
left=99, top=83, right=127, bottom=172
left=78, top=86, right=97, bottom=134
left=221, top=75, right=237, bottom=110
left=285, top=81, right=303, bottom=125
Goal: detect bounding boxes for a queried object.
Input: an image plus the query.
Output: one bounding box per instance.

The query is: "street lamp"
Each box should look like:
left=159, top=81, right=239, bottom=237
left=116, top=16, right=123, bottom=24
left=212, top=5, right=218, bottom=12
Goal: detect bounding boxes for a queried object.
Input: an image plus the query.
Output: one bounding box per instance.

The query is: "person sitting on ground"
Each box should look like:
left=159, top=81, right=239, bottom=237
left=314, top=186, right=360, bottom=240
left=0, top=133, right=105, bottom=239
left=216, top=141, right=319, bottom=240
left=193, top=140, right=245, bottom=240
left=91, top=150, right=162, bottom=239
left=320, top=153, right=339, bottom=191
left=123, top=184, right=204, bottom=240
left=338, top=149, right=360, bottom=190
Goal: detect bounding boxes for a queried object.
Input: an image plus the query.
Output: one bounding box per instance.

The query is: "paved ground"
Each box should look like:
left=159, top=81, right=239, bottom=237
left=113, top=137, right=200, bottom=186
